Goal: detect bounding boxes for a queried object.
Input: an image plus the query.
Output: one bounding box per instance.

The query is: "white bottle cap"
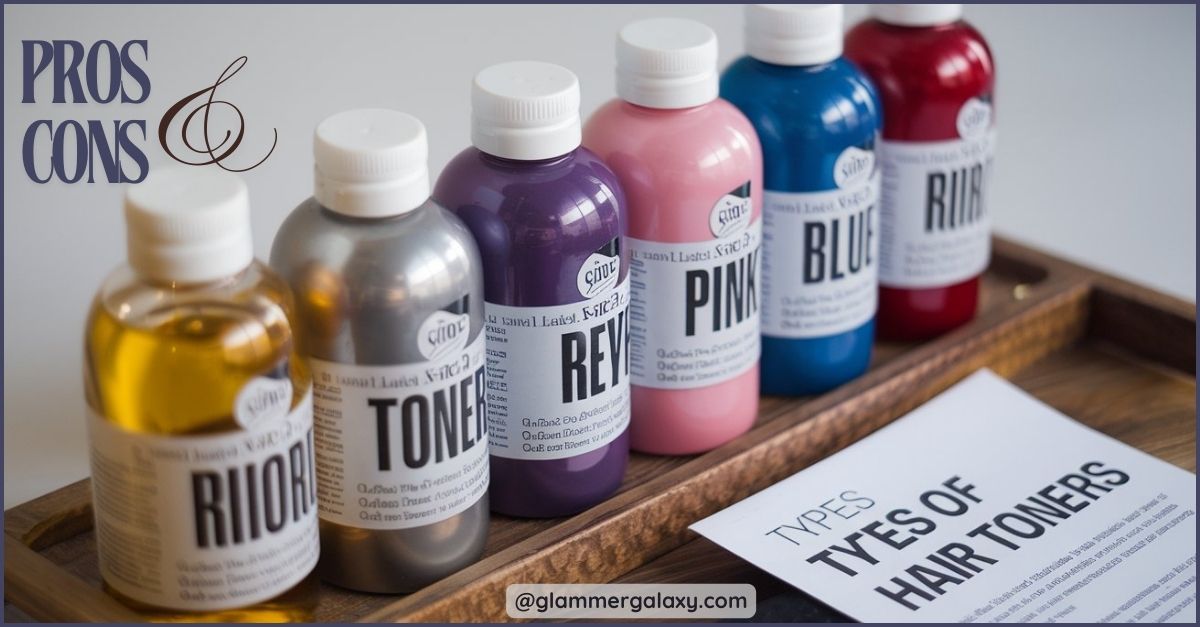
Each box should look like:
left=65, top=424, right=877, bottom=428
left=471, top=61, right=582, bottom=161
left=616, top=18, right=719, bottom=110
left=746, top=4, right=843, bottom=66
left=313, top=108, right=430, bottom=218
left=870, top=4, right=963, bottom=27
left=124, top=166, right=254, bottom=284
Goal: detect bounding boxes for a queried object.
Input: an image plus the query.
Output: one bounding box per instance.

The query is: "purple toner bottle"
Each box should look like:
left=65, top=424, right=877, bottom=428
left=433, top=61, right=630, bottom=518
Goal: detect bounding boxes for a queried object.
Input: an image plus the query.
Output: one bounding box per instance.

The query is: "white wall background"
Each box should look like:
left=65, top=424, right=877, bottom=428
left=4, top=4, right=1195, bottom=508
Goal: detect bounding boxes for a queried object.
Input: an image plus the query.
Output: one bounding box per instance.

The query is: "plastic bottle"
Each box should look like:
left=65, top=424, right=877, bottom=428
left=721, top=4, right=882, bottom=395
left=84, top=167, right=319, bottom=621
left=845, top=3, right=997, bottom=340
left=433, top=61, right=630, bottom=517
left=270, top=109, right=488, bottom=592
left=584, top=18, right=762, bottom=454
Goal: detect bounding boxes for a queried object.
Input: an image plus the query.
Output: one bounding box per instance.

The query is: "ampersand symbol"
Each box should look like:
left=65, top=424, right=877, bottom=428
left=158, top=56, right=277, bottom=172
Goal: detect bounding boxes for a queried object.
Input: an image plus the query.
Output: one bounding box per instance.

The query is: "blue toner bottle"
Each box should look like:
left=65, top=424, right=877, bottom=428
left=721, top=4, right=882, bottom=396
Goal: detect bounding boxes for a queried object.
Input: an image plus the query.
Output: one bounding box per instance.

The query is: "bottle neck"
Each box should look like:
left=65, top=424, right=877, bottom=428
left=132, top=262, right=251, bottom=291
left=316, top=198, right=423, bottom=223
left=620, top=99, right=714, bottom=115
left=477, top=147, right=576, bottom=169
left=751, top=55, right=842, bottom=72
left=874, top=18, right=964, bottom=32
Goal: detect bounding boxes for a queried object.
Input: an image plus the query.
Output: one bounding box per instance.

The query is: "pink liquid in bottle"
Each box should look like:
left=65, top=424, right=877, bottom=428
left=584, top=18, right=762, bottom=455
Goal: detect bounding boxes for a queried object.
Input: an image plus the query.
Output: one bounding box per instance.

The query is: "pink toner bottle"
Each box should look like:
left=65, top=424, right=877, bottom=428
left=584, top=18, right=763, bottom=455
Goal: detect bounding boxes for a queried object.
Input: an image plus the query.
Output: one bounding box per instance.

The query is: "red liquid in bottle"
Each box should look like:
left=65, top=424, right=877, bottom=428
left=845, top=7, right=996, bottom=341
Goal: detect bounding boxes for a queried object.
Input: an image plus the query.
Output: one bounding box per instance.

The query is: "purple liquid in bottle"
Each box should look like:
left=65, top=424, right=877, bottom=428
left=433, top=61, right=630, bottom=518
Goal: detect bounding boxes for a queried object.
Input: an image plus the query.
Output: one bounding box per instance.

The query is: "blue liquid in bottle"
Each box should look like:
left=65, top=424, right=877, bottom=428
left=721, top=4, right=882, bottom=396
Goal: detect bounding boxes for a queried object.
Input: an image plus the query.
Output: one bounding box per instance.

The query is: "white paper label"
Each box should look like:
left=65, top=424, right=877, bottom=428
left=762, top=168, right=880, bottom=339
left=88, top=391, right=319, bottom=611
left=484, top=279, right=631, bottom=460
left=877, top=129, right=996, bottom=288
left=308, top=333, right=489, bottom=530
left=629, top=220, right=761, bottom=390
left=692, top=370, right=1197, bottom=623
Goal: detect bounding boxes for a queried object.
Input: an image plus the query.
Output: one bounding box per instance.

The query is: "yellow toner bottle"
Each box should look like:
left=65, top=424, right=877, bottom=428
left=83, top=167, right=320, bottom=621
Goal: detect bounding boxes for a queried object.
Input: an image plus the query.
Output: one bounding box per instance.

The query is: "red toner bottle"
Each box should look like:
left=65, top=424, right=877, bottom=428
left=845, top=4, right=996, bottom=340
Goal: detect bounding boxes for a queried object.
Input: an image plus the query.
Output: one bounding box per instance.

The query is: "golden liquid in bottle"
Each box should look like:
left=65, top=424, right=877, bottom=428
left=84, top=263, right=318, bottom=622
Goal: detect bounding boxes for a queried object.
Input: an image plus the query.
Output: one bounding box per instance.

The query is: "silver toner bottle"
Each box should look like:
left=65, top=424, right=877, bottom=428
left=271, top=109, right=489, bottom=593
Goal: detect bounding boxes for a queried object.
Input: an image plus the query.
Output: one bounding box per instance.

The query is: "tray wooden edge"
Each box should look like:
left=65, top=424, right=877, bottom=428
left=4, top=535, right=141, bottom=622
left=4, top=479, right=93, bottom=550
left=993, top=237, right=1195, bottom=373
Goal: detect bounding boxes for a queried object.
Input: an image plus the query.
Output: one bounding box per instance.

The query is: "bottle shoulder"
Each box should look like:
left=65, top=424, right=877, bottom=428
left=270, top=198, right=481, bottom=290
left=845, top=20, right=995, bottom=86
left=722, top=57, right=880, bottom=121
left=433, top=146, right=624, bottom=233
left=275, top=198, right=476, bottom=252
left=719, top=60, right=880, bottom=155
left=589, top=98, right=758, bottom=137
left=584, top=99, right=762, bottom=170
left=90, top=260, right=296, bottom=333
left=723, top=56, right=875, bottom=89
left=439, top=146, right=616, bottom=186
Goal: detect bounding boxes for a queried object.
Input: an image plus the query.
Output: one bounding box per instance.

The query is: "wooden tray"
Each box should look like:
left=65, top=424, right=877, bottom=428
left=5, top=237, right=1195, bottom=623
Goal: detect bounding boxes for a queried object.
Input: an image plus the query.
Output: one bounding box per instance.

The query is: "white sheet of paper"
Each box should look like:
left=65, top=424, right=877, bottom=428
left=691, top=369, right=1197, bottom=623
